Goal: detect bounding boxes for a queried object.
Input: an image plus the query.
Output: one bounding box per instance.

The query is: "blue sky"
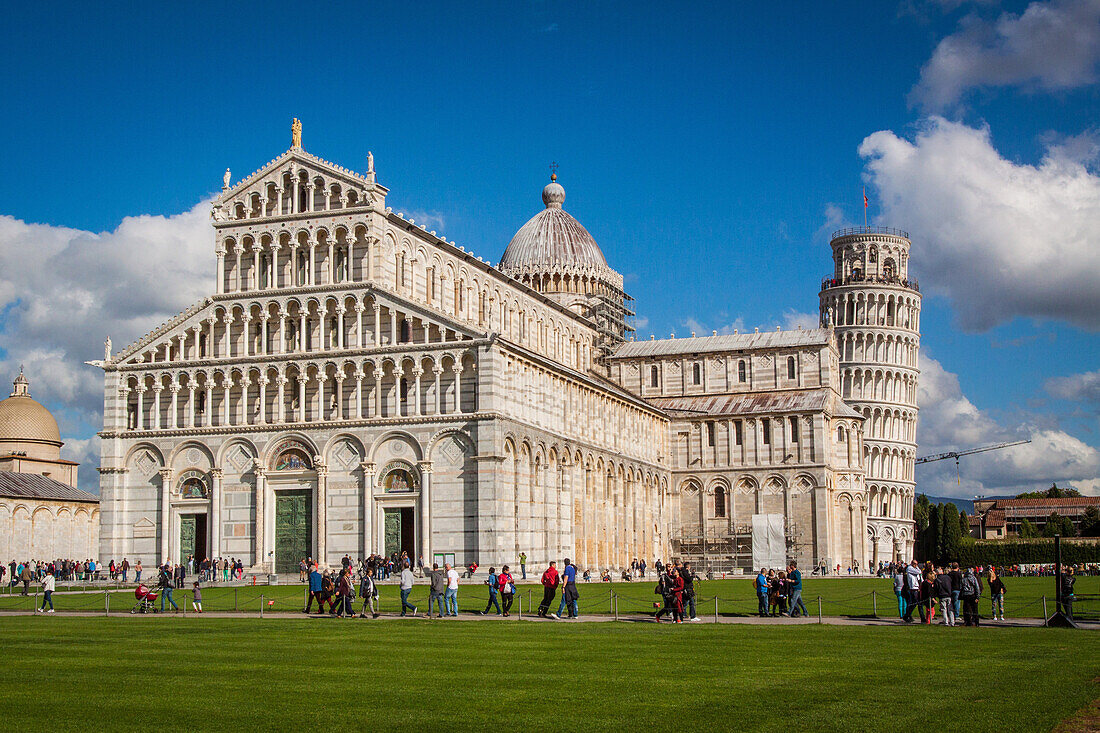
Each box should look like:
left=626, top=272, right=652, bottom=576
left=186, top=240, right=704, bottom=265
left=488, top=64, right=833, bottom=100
left=1, top=1, right=1098, bottom=496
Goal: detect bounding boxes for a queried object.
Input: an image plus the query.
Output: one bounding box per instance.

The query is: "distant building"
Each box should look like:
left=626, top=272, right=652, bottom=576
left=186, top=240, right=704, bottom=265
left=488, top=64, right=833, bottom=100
left=970, top=496, right=1100, bottom=538
left=0, top=369, right=99, bottom=562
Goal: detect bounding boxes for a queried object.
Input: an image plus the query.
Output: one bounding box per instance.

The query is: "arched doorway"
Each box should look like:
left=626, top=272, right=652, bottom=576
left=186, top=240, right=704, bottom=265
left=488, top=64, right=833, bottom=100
left=269, top=440, right=315, bottom=573
left=377, top=462, right=419, bottom=561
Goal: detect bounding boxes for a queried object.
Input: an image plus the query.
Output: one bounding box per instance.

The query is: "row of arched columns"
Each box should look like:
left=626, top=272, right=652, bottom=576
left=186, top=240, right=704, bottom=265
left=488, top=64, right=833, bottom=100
left=120, top=352, right=477, bottom=431
left=227, top=168, right=369, bottom=221
left=821, top=290, right=920, bottom=331
left=837, top=330, right=919, bottom=368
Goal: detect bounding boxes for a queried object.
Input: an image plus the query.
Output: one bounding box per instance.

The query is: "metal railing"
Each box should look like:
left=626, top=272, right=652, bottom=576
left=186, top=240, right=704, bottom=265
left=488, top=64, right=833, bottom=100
left=831, top=226, right=910, bottom=240
left=821, top=274, right=920, bottom=293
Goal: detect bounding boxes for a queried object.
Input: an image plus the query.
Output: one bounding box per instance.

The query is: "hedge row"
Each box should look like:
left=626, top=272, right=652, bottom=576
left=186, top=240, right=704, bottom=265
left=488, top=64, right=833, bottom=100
left=955, top=539, right=1100, bottom=566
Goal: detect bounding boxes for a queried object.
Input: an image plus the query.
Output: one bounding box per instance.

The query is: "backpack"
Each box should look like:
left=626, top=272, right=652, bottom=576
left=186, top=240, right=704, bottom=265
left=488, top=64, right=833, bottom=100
left=961, top=574, right=979, bottom=598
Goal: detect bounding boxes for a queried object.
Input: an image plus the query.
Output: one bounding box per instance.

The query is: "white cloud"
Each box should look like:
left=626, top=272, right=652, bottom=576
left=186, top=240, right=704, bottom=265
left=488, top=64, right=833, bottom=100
left=910, top=0, right=1100, bottom=110
left=681, top=317, right=745, bottom=337
left=1045, top=368, right=1100, bottom=405
left=782, top=310, right=819, bottom=331
left=859, top=116, right=1100, bottom=331
left=0, top=200, right=215, bottom=490
left=406, top=210, right=446, bottom=232
left=916, top=353, right=1100, bottom=496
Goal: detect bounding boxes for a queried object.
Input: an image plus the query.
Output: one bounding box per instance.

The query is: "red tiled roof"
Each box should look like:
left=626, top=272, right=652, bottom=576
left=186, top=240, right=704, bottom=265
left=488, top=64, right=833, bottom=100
left=991, top=497, right=1100, bottom=508
left=984, top=510, right=1006, bottom=527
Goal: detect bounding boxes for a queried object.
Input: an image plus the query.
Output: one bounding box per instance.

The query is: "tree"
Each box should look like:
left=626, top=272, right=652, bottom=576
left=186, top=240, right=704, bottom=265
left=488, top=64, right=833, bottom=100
left=1019, top=518, right=1040, bottom=538
left=919, top=503, right=940, bottom=562
left=939, top=503, right=963, bottom=564
left=1041, top=511, right=1075, bottom=537
left=959, top=510, right=971, bottom=538
left=914, top=493, right=931, bottom=532
left=1079, top=506, right=1100, bottom=537
left=1016, top=483, right=1082, bottom=500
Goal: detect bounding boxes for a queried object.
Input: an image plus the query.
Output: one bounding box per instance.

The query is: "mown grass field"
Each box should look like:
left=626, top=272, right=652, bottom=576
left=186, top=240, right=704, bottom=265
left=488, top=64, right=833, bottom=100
left=3, top=575, right=1096, bottom=619
left=1, top=617, right=1097, bottom=732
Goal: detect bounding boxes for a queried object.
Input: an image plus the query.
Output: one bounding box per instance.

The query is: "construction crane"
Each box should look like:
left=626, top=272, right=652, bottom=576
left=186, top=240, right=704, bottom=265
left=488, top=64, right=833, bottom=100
left=915, top=439, right=1031, bottom=486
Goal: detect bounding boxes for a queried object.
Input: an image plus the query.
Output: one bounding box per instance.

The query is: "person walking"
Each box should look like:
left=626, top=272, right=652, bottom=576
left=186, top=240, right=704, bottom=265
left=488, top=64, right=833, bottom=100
left=135, top=561, right=143, bottom=584
left=948, top=562, right=962, bottom=619
left=681, top=562, right=701, bottom=621
left=654, top=565, right=674, bottom=623
left=159, top=564, right=178, bottom=613
left=960, top=567, right=982, bottom=626
left=191, top=581, right=203, bottom=613
left=36, top=569, right=55, bottom=613
left=754, top=568, right=769, bottom=618
left=498, top=565, right=516, bottom=617
left=668, top=568, right=685, bottom=623
left=358, top=563, right=379, bottom=618
left=334, top=568, right=355, bottom=618
left=788, top=561, right=808, bottom=617
left=892, top=563, right=907, bottom=620
left=482, top=566, right=502, bottom=615
left=903, top=560, right=921, bottom=623
left=537, top=561, right=560, bottom=617
left=988, top=569, right=1006, bottom=621
left=121, top=558, right=130, bottom=583
left=304, top=564, right=326, bottom=614
left=427, top=563, right=446, bottom=618
left=552, top=559, right=579, bottom=619
left=934, top=567, right=954, bottom=626
left=1059, top=567, right=1075, bottom=621
left=519, top=552, right=527, bottom=580
left=444, top=563, right=460, bottom=617
left=19, top=562, right=32, bottom=596
left=398, top=560, right=417, bottom=617
left=920, top=570, right=935, bottom=625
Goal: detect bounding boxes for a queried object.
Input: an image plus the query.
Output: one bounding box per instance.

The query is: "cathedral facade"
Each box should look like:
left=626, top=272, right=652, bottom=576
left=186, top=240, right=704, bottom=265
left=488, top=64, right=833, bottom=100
left=97, top=125, right=918, bottom=573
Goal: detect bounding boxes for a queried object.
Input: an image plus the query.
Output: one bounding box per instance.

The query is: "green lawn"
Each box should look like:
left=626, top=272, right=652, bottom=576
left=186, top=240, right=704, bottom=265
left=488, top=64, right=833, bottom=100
left=1, top=617, right=1097, bottom=731
left=3, top=575, right=1096, bottom=619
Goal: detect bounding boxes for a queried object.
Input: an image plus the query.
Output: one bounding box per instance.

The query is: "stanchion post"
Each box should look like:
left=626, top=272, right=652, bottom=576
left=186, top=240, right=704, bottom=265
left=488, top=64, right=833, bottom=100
left=609, top=587, right=613, bottom=613
left=872, top=590, right=877, bottom=618
left=817, top=596, right=822, bottom=624
left=614, top=595, right=618, bottom=621
left=517, top=593, right=522, bottom=620
left=1042, top=595, right=1048, bottom=626
left=715, top=596, right=719, bottom=623
left=260, top=594, right=265, bottom=619
left=105, top=589, right=110, bottom=616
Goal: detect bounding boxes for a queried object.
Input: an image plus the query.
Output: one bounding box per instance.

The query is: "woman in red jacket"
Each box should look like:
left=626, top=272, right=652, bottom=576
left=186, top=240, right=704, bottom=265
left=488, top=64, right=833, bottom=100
left=498, top=565, right=515, bottom=617
left=669, top=568, right=685, bottom=624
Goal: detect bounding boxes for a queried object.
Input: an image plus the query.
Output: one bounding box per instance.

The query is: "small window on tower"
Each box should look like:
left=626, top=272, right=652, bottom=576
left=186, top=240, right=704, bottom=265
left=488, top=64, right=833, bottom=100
left=650, top=365, right=659, bottom=388
left=787, top=356, right=796, bottom=380
left=734, top=420, right=743, bottom=446
left=790, top=416, right=799, bottom=443
left=707, top=421, right=716, bottom=447
left=762, top=418, right=770, bottom=445
left=738, top=360, right=747, bottom=383
left=693, top=362, right=701, bottom=385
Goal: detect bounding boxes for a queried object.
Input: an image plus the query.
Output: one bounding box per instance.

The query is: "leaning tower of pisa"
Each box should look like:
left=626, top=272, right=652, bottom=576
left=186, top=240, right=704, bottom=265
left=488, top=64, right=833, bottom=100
left=820, top=226, right=921, bottom=566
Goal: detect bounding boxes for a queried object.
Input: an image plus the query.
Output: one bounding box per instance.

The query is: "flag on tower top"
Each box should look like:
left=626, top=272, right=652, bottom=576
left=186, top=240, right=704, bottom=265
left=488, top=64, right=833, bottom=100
left=863, top=188, right=869, bottom=208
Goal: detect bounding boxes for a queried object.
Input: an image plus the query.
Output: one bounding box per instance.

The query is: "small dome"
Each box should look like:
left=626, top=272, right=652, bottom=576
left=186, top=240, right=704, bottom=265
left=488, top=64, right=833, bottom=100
left=500, top=176, right=609, bottom=273
left=542, top=179, right=566, bottom=208
left=0, top=371, right=61, bottom=448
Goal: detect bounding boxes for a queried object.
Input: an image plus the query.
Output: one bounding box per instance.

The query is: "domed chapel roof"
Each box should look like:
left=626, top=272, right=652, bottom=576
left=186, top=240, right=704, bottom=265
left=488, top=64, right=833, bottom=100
left=499, top=175, right=609, bottom=273
left=0, top=368, right=62, bottom=446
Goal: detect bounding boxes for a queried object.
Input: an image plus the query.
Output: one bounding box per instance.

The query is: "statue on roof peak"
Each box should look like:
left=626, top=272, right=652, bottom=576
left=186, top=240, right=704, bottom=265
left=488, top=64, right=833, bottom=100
left=291, top=118, right=302, bottom=149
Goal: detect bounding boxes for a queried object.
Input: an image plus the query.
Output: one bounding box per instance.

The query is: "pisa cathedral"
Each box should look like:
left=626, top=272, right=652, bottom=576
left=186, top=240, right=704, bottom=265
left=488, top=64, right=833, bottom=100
left=96, top=123, right=921, bottom=573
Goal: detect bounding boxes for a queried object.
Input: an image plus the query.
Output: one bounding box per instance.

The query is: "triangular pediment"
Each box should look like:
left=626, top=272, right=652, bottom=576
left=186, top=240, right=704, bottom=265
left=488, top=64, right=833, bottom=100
left=213, top=148, right=388, bottom=219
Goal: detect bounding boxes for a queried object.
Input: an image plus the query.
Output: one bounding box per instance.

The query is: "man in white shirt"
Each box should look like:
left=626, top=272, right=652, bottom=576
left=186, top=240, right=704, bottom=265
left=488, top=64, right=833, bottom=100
left=444, top=563, right=460, bottom=617
left=399, top=561, right=417, bottom=617
left=37, top=569, right=55, bottom=613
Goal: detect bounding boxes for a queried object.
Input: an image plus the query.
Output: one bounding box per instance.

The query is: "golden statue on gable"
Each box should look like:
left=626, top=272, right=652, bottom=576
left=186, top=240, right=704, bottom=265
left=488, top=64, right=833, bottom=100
left=291, top=118, right=302, bottom=149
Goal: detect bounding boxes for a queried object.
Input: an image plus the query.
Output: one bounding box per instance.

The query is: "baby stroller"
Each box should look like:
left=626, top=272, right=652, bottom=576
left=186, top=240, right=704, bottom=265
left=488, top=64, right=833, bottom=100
left=130, top=583, right=159, bottom=614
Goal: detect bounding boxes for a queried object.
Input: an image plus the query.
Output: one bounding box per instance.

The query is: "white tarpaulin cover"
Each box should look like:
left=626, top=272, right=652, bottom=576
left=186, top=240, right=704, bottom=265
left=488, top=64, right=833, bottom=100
left=751, top=514, right=787, bottom=570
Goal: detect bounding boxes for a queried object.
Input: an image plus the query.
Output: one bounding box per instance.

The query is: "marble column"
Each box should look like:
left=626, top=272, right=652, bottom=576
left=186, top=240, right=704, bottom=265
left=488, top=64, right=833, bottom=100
left=159, top=468, right=172, bottom=564
left=254, top=462, right=268, bottom=571
left=419, top=461, right=432, bottom=566
left=316, top=460, right=328, bottom=566
left=210, top=468, right=223, bottom=559
left=361, top=462, right=375, bottom=560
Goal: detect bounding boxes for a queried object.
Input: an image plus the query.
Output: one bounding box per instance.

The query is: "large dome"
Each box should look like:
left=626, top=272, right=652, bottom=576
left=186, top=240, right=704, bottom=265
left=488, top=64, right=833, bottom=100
left=0, top=370, right=62, bottom=449
left=499, top=176, right=609, bottom=273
